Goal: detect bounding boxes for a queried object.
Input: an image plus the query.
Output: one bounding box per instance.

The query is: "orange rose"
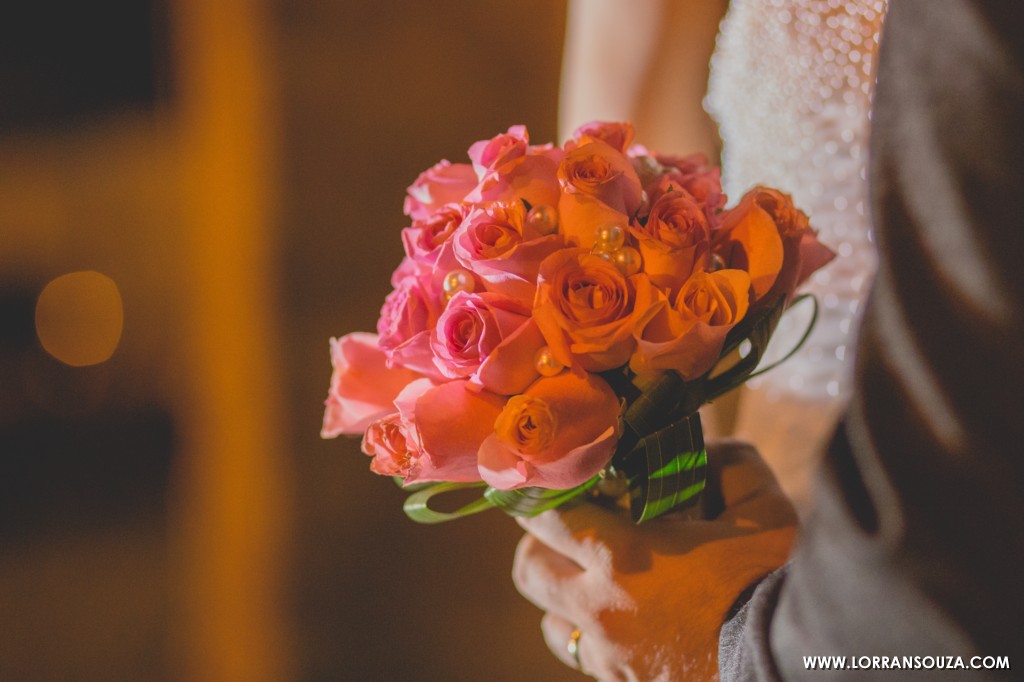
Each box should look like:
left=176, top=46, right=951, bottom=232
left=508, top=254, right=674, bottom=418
left=534, top=248, right=650, bottom=372
left=630, top=190, right=711, bottom=295
left=714, top=187, right=834, bottom=305
left=557, top=139, right=643, bottom=248
left=631, top=269, right=751, bottom=380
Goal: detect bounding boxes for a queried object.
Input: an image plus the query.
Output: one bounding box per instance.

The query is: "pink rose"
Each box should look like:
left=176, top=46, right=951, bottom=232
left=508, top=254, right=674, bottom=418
left=630, top=269, right=751, bottom=380
left=430, top=291, right=546, bottom=395
left=557, top=138, right=643, bottom=248
left=402, top=202, right=471, bottom=266
left=321, top=333, right=420, bottom=437
left=463, top=133, right=563, bottom=210
left=477, top=371, right=621, bottom=490
left=390, top=378, right=507, bottom=485
left=533, top=248, right=651, bottom=372
left=377, top=266, right=444, bottom=376
left=452, top=202, right=563, bottom=305
left=648, top=153, right=727, bottom=225
left=630, top=190, right=711, bottom=294
left=468, top=125, right=529, bottom=179
left=362, top=413, right=417, bottom=477
left=404, top=160, right=478, bottom=221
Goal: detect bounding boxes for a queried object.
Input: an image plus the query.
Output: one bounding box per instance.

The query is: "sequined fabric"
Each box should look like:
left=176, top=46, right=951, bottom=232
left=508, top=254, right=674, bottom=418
left=706, top=0, right=887, bottom=501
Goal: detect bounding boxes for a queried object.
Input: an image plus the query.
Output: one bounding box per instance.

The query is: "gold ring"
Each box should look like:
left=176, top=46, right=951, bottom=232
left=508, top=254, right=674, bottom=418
left=567, top=629, right=583, bottom=669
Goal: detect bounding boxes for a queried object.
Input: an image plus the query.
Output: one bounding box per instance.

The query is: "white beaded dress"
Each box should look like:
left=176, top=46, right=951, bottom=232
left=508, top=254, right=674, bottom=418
left=705, top=0, right=888, bottom=508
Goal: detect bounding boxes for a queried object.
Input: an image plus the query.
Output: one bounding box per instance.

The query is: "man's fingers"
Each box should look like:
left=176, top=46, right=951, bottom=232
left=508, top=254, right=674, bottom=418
left=704, top=438, right=792, bottom=521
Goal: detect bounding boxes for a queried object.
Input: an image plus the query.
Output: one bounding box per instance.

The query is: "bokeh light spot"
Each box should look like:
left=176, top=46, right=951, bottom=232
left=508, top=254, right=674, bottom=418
left=35, top=271, right=124, bottom=367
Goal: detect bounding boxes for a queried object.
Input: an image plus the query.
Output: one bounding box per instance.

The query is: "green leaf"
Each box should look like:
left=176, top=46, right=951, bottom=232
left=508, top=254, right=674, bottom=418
left=620, top=412, right=707, bottom=523
left=393, top=476, right=433, bottom=492
left=485, top=478, right=599, bottom=517
left=621, top=370, right=687, bottom=438
left=403, top=482, right=493, bottom=524
left=705, top=294, right=818, bottom=401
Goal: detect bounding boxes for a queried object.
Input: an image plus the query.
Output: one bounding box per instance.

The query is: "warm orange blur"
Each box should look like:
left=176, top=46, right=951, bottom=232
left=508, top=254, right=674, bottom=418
left=0, top=1, right=572, bottom=680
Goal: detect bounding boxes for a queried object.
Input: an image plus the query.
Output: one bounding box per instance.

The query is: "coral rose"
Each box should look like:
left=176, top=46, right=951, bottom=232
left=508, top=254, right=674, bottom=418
left=630, top=190, right=711, bottom=294
left=388, top=378, right=507, bottom=485
left=321, top=333, right=420, bottom=437
left=714, top=187, right=834, bottom=306
left=631, top=269, right=752, bottom=380
left=534, top=248, right=650, bottom=372
left=558, top=138, right=643, bottom=248
left=477, top=371, right=621, bottom=490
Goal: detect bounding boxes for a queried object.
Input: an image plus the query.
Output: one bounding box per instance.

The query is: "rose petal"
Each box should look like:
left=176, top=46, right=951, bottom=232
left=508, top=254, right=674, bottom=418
left=478, top=435, right=531, bottom=489
left=795, top=229, right=837, bottom=289
left=321, top=333, right=420, bottom=437
left=479, top=372, right=620, bottom=490
left=475, top=318, right=546, bottom=395
left=557, top=192, right=631, bottom=249
left=716, top=200, right=785, bottom=300
left=405, top=380, right=506, bottom=483
left=524, top=426, right=618, bottom=489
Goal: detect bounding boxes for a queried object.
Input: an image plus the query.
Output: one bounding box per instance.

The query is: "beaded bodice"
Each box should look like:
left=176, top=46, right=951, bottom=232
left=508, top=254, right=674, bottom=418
left=706, top=0, right=887, bottom=404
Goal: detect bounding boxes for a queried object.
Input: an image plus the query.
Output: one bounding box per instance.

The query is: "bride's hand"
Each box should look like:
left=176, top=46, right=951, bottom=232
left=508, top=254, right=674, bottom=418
left=512, top=440, right=797, bottom=681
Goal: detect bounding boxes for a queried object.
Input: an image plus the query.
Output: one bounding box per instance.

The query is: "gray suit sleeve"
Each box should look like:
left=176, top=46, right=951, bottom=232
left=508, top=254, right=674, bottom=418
left=720, top=1, right=1024, bottom=678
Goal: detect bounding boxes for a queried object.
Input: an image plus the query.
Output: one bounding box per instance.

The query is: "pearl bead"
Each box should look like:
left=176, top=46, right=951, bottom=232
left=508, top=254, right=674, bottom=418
left=533, top=346, right=565, bottom=377
left=710, top=253, right=726, bottom=271
left=442, top=269, right=474, bottom=300
left=594, top=223, right=626, bottom=251
left=525, top=204, right=559, bottom=235
left=612, top=247, right=642, bottom=277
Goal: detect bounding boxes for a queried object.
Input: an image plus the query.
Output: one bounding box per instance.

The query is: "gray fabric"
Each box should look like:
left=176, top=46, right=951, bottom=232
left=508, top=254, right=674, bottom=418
left=720, top=1, right=1024, bottom=679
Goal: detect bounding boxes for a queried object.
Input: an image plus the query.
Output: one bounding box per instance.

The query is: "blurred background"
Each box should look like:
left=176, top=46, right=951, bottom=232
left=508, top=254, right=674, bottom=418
left=0, top=0, right=576, bottom=679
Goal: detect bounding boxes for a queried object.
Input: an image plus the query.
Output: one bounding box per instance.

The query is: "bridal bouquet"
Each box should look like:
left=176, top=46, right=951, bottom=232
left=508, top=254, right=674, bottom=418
left=322, top=121, right=833, bottom=523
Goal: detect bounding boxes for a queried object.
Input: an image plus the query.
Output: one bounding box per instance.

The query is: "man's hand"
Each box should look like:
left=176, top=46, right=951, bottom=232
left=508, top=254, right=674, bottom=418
left=513, top=439, right=797, bottom=681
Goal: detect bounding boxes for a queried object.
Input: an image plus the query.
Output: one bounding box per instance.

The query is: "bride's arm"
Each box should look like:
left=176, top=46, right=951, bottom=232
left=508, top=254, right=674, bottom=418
left=559, top=0, right=727, bottom=158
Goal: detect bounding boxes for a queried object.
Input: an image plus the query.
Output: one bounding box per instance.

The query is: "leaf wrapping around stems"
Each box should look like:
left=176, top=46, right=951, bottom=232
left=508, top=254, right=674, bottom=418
left=485, top=478, right=599, bottom=517
left=619, top=412, right=707, bottom=523
left=403, top=482, right=493, bottom=523
left=612, top=295, right=816, bottom=523
left=705, top=294, right=817, bottom=401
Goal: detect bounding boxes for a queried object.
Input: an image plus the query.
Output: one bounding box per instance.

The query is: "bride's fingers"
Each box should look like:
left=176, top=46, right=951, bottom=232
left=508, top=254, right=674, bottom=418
left=513, top=533, right=589, bottom=623
left=517, top=502, right=633, bottom=571
left=542, top=612, right=622, bottom=681
left=539, top=613, right=583, bottom=672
